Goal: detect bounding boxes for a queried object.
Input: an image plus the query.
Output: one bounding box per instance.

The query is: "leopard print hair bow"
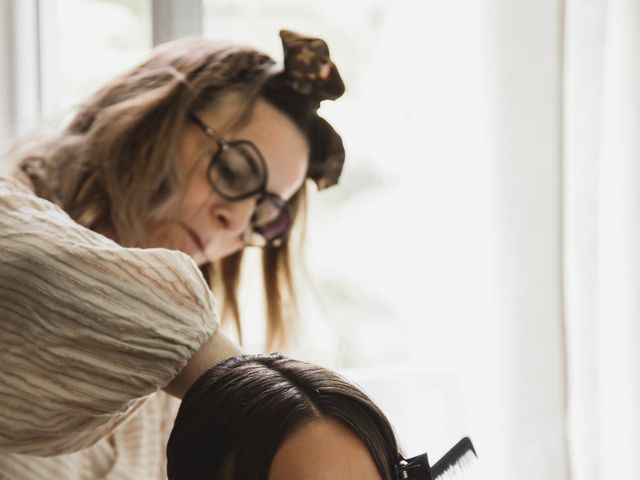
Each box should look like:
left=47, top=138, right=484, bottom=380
left=279, top=30, right=345, bottom=103
left=261, top=30, right=346, bottom=190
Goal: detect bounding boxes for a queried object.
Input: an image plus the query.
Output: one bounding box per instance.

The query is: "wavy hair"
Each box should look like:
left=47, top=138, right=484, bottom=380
left=11, top=38, right=308, bottom=348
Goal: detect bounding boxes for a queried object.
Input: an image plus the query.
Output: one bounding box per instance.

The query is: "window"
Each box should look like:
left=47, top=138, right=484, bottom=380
left=204, top=0, right=488, bottom=458
left=57, top=0, right=151, bottom=113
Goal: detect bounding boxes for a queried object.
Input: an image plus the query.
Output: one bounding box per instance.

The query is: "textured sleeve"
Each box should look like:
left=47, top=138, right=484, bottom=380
left=0, top=177, right=219, bottom=456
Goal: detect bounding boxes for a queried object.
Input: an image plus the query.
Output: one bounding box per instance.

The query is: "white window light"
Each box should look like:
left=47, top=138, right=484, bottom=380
left=151, top=0, right=202, bottom=46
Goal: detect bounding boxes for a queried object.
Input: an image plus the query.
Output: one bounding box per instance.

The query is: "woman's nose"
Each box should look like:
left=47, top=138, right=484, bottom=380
left=210, top=198, right=255, bottom=234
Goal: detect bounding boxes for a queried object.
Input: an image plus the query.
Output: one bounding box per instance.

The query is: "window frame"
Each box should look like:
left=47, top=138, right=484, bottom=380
left=0, top=0, right=58, bottom=146
left=0, top=0, right=202, bottom=152
left=151, top=0, right=202, bottom=46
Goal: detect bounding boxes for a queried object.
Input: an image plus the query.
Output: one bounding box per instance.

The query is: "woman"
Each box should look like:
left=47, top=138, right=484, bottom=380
left=0, top=30, right=345, bottom=479
left=167, top=353, right=403, bottom=480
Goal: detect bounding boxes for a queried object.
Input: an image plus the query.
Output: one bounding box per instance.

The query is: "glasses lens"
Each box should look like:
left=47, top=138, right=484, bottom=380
left=209, top=141, right=265, bottom=199
left=244, top=195, right=292, bottom=246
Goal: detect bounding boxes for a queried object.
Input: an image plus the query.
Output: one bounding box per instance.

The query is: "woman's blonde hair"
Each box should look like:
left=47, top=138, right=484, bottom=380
left=12, top=38, right=309, bottom=349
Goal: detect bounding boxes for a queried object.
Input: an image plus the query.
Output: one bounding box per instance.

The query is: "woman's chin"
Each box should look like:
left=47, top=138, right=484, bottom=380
left=192, top=252, right=209, bottom=266
left=203, top=245, right=243, bottom=264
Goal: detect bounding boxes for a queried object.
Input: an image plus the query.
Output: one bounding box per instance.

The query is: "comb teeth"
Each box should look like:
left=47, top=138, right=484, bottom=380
left=431, top=437, right=477, bottom=479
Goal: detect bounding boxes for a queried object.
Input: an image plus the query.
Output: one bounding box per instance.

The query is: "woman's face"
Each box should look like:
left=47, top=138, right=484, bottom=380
left=268, top=417, right=383, bottom=480
left=151, top=92, right=309, bottom=265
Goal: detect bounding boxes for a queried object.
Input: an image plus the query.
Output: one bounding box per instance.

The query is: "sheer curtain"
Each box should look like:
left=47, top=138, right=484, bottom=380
left=488, top=0, right=640, bottom=478
left=568, top=0, right=640, bottom=478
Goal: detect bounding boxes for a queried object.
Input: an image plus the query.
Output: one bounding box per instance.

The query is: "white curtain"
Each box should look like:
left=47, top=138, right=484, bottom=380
left=573, top=0, right=640, bottom=478
left=486, top=0, right=640, bottom=478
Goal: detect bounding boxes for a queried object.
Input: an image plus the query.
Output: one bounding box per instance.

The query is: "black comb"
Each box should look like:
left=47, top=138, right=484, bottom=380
left=396, top=437, right=477, bottom=479
left=431, top=437, right=477, bottom=479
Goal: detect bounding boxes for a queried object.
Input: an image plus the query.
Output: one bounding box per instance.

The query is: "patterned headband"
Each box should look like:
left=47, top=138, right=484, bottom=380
left=262, top=30, right=346, bottom=190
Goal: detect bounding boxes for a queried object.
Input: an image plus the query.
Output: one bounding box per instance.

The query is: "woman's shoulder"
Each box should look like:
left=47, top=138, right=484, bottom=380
left=0, top=172, right=60, bottom=215
left=0, top=173, right=88, bottom=246
left=0, top=173, right=37, bottom=196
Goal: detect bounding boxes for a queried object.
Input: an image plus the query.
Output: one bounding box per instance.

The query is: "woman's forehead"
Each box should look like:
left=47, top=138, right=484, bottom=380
left=268, top=418, right=383, bottom=480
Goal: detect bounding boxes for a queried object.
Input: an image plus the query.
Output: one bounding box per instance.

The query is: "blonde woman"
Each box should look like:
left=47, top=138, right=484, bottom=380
left=0, top=30, right=345, bottom=479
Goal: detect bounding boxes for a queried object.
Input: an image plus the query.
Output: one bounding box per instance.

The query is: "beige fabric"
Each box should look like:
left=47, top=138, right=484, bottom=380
left=0, top=393, right=180, bottom=480
left=0, top=176, right=218, bottom=478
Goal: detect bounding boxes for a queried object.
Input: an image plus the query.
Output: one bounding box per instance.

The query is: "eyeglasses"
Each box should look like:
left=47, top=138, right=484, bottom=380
left=189, top=114, right=294, bottom=247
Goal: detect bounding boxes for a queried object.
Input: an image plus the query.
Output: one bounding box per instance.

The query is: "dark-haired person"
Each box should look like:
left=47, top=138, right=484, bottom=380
left=0, top=31, right=345, bottom=478
left=167, top=354, right=403, bottom=480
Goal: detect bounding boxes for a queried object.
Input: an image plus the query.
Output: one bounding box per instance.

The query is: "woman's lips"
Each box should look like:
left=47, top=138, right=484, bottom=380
left=180, top=223, right=206, bottom=255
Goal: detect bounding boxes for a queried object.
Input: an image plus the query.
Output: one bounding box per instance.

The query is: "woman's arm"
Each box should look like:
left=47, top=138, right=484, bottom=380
left=0, top=176, right=234, bottom=455
left=164, top=328, right=244, bottom=398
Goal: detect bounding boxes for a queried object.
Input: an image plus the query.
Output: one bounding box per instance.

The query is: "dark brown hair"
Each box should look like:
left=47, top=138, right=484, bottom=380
left=166, top=354, right=401, bottom=480
left=10, top=38, right=313, bottom=349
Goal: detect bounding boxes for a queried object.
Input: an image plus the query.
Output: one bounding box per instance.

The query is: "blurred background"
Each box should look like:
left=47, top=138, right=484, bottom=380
left=1, top=0, right=639, bottom=478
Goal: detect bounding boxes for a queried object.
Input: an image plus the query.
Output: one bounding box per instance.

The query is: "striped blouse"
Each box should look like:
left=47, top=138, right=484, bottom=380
left=0, top=176, right=218, bottom=479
